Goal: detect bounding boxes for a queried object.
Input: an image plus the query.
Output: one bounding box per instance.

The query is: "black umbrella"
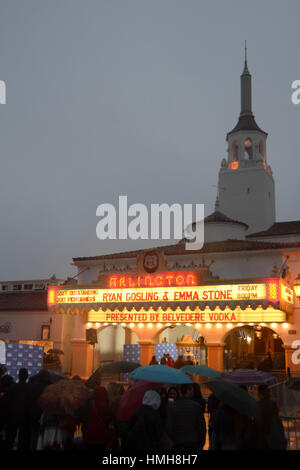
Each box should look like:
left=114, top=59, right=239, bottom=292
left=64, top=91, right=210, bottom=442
left=86, top=361, right=140, bottom=388
left=206, top=378, right=258, bottom=418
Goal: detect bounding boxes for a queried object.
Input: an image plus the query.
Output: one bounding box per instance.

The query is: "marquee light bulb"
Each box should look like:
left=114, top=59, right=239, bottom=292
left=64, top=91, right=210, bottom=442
left=283, top=323, right=289, bottom=329
left=138, top=323, right=144, bottom=328
left=129, top=323, right=134, bottom=328
left=95, top=323, right=100, bottom=328
left=87, top=322, right=92, bottom=328
left=216, top=323, right=222, bottom=328
left=271, top=323, right=277, bottom=328
left=206, top=323, right=211, bottom=328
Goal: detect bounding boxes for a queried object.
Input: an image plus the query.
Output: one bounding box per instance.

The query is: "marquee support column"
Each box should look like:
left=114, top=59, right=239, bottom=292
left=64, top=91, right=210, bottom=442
left=139, top=341, right=155, bottom=366
left=283, top=344, right=300, bottom=375
left=71, top=339, right=94, bottom=380
left=206, top=343, right=225, bottom=372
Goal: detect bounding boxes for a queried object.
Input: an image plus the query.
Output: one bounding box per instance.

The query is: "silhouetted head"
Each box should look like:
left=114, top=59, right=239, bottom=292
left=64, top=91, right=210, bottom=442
left=18, top=368, right=28, bottom=383
left=258, top=384, right=270, bottom=400
left=181, top=383, right=194, bottom=398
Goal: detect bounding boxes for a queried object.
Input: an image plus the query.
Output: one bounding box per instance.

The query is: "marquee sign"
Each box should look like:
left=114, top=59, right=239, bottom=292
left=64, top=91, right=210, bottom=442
left=49, top=283, right=268, bottom=305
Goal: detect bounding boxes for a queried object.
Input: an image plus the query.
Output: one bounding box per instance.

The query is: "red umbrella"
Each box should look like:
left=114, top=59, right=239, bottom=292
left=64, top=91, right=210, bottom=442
left=116, top=380, right=162, bottom=421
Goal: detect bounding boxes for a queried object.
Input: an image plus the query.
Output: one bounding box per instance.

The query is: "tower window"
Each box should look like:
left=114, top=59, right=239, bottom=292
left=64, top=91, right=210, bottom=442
left=232, top=140, right=239, bottom=161
left=244, top=138, right=253, bottom=159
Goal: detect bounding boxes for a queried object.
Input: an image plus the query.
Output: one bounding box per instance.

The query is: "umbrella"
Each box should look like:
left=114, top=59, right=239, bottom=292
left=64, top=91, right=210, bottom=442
left=180, top=365, right=221, bottom=378
left=40, top=379, right=91, bottom=417
left=85, top=361, right=140, bottom=389
left=130, top=365, right=192, bottom=384
left=117, top=380, right=162, bottom=421
left=221, top=369, right=275, bottom=386
left=47, top=349, right=64, bottom=355
left=206, top=378, right=258, bottom=417
left=30, top=369, right=68, bottom=384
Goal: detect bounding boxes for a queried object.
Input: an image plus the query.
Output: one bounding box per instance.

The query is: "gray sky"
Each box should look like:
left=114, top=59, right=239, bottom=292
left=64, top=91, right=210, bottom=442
left=0, top=0, right=300, bottom=280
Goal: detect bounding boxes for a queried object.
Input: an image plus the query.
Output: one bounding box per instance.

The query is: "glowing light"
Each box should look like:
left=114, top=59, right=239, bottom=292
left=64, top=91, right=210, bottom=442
left=249, top=323, right=254, bottom=326
left=271, top=323, right=277, bottom=328
left=216, top=323, right=222, bottom=328
left=113, top=323, right=117, bottom=326
left=157, top=323, right=162, bottom=328
left=95, top=323, right=100, bottom=328
left=260, top=323, right=266, bottom=327
left=121, top=323, right=125, bottom=326
left=129, top=323, right=134, bottom=328
left=147, top=323, right=153, bottom=328
left=227, top=323, right=232, bottom=329
left=186, top=323, right=191, bottom=326
left=294, top=284, right=300, bottom=297
left=247, top=336, right=252, bottom=343
left=196, top=323, right=201, bottom=328
left=206, top=323, right=211, bottom=328
left=87, top=322, right=92, bottom=328
left=138, top=323, right=144, bottom=328
left=283, top=323, right=289, bottom=329
left=104, top=322, right=108, bottom=326
left=238, top=323, right=243, bottom=327
left=167, top=323, right=171, bottom=327
left=176, top=323, right=181, bottom=326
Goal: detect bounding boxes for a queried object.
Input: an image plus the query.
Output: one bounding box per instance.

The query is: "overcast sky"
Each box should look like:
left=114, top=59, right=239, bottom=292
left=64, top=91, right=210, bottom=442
left=0, top=0, right=299, bottom=281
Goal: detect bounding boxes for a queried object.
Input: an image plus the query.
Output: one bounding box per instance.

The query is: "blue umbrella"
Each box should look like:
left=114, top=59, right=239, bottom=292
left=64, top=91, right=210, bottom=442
left=180, top=365, right=221, bottom=378
left=130, top=365, right=192, bottom=384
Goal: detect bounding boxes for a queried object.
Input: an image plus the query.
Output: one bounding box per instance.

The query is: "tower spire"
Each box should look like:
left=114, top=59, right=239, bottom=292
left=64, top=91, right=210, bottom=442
left=240, top=40, right=252, bottom=116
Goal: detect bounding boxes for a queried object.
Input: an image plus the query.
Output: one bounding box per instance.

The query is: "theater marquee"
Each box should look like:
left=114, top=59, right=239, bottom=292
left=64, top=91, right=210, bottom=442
left=48, top=274, right=293, bottom=324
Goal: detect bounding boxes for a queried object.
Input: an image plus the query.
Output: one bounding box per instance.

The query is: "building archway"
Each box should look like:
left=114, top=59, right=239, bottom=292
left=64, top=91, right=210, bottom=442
left=153, top=324, right=207, bottom=365
left=223, top=325, right=285, bottom=371
left=93, top=324, right=139, bottom=370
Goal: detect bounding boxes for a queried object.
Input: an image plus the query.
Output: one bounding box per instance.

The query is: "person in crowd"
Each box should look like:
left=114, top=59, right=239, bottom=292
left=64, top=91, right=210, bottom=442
left=0, top=374, right=14, bottom=449
left=125, top=390, right=164, bottom=451
left=27, top=369, right=53, bottom=450
left=5, top=368, right=30, bottom=450
left=192, top=383, right=206, bottom=414
left=174, top=355, right=186, bottom=369
left=107, top=382, right=125, bottom=449
left=82, top=385, right=114, bottom=452
left=185, top=355, right=194, bottom=366
left=207, top=392, right=220, bottom=450
left=159, top=386, right=178, bottom=425
left=167, top=387, right=179, bottom=403
left=211, top=404, right=241, bottom=450
left=167, top=355, right=174, bottom=368
left=166, top=383, right=206, bottom=451
left=37, top=412, right=77, bottom=450
left=107, top=382, right=125, bottom=415
left=255, top=384, right=287, bottom=450
left=160, top=354, right=168, bottom=365
left=211, top=396, right=256, bottom=451
left=149, top=355, right=158, bottom=365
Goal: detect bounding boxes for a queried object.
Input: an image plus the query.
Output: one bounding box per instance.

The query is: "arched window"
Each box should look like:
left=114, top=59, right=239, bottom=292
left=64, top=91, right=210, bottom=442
left=232, top=140, right=239, bottom=161
left=244, top=138, right=253, bottom=159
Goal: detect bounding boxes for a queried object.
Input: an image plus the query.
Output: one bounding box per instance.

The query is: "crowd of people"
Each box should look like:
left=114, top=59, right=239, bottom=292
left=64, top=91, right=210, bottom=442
left=150, top=353, right=193, bottom=368
left=0, top=364, right=287, bottom=451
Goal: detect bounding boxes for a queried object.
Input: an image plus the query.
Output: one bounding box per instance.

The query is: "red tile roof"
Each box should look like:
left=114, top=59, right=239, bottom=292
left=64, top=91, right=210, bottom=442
left=0, top=292, right=48, bottom=311
left=247, top=221, right=300, bottom=238
left=73, top=239, right=300, bottom=262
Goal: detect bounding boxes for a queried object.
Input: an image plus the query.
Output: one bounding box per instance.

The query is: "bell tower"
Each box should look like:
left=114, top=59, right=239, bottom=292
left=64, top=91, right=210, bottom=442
left=217, top=44, right=276, bottom=233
